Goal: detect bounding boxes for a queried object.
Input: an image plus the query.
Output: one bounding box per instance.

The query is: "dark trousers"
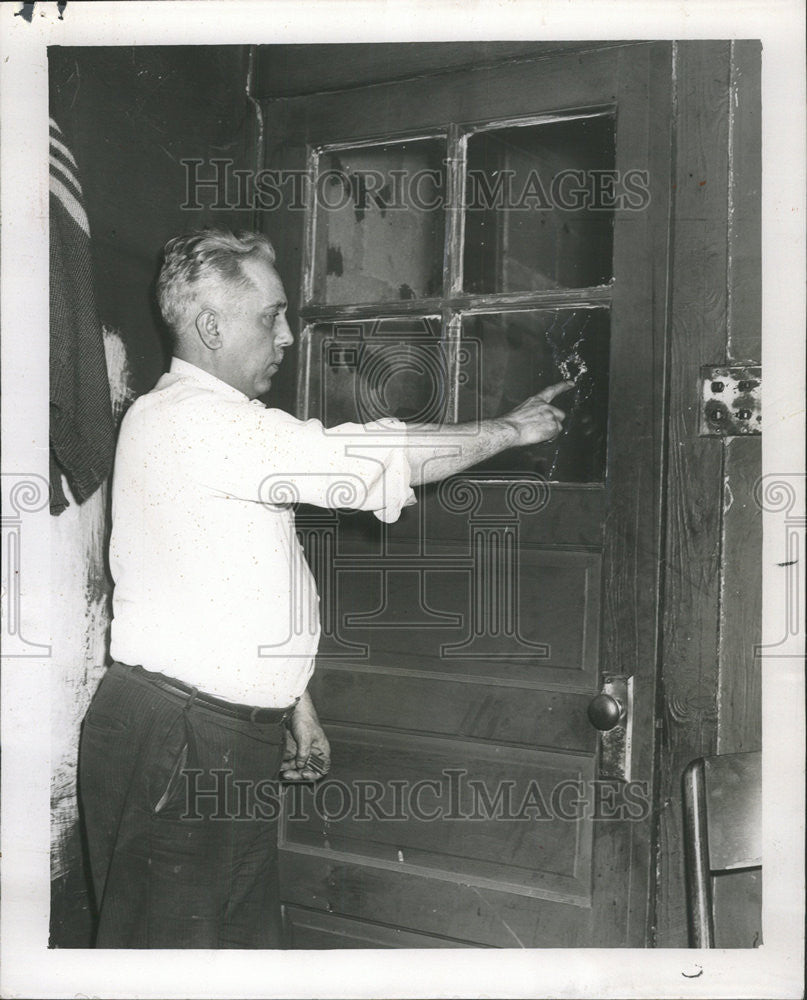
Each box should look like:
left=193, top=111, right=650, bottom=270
left=79, top=661, right=287, bottom=948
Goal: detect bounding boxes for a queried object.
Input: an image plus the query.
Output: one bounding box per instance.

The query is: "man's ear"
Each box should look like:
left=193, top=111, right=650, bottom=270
left=195, top=309, right=222, bottom=350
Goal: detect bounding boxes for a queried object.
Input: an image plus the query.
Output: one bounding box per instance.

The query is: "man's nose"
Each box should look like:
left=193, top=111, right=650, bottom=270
left=276, top=315, right=294, bottom=347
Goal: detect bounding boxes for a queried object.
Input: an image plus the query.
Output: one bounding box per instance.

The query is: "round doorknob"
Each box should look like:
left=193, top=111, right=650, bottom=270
left=587, top=693, right=623, bottom=731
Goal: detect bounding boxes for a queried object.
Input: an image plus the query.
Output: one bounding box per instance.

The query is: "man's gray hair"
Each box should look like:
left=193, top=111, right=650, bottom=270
left=157, top=229, right=276, bottom=335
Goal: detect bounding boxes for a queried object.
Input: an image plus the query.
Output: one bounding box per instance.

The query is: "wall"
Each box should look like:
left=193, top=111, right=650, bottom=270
left=49, top=329, right=134, bottom=947
left=49, top=45, right=260, bottom=394
left=48, top=45, right=259, bottom=947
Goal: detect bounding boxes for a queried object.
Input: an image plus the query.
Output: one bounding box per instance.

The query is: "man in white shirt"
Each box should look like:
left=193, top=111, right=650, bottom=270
left=79, top=229, right=571, bottom=948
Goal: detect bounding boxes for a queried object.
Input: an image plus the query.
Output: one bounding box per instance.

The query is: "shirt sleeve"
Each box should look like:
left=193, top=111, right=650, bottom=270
left=178, top=397, right=416, bottom=523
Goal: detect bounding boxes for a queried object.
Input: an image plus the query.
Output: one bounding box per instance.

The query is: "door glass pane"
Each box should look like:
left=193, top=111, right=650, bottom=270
left=463, top=115, right=615, bottom=293
left=457, top=308, right=610, bottom=482
left=307, top=317, right=447, bottom=427
left=313, top=140, right=446, bottom=305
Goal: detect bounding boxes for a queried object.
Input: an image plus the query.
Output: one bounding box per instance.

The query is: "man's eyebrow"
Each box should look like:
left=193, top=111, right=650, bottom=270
left=263, top=301, right=287, bottom=311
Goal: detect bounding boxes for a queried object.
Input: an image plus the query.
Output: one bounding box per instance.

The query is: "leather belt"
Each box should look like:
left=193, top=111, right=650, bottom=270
left=118, top=662, right=297, bottom=724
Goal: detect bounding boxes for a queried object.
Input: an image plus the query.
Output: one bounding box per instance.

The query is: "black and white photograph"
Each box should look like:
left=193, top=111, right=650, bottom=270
left=0, top=1, right=804, bottom=998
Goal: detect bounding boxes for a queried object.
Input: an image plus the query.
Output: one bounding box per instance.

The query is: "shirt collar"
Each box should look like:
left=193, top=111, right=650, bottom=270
left=169, top=357, right=251, bottom=404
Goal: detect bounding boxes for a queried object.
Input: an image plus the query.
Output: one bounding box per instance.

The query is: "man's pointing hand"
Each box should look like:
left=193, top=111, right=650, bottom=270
left=501, top=380, right=574, bottom=447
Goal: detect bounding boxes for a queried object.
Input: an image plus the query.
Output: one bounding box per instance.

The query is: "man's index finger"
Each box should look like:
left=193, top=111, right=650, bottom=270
left=536, top=380, right=575, bottom=403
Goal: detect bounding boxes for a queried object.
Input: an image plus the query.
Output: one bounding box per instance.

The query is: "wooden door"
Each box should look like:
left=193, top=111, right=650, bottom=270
left=274, top=42, right=672, bottom=948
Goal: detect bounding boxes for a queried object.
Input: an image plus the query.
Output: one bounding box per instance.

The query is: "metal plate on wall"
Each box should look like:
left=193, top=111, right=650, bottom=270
left=699, top=365, right=761, bottom=436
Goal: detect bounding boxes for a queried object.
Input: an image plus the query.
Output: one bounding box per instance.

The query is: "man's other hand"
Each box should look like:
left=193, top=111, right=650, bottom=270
left=280, top=691, right=331, bottom=782
left=501, top=381, right=574, bottom=447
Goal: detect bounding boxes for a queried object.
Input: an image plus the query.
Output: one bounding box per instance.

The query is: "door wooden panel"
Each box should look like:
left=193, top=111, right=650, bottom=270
left=271, top=41, right=673, bottom=947
left=283, top=728, right=595, bottom=902
left=284, top=906, right=479, bottom=949
left=280, top=854, right=594, bottom=948
left=309, top=670, right=595, bottom=752
left=313, top=541, right=601, bottom=684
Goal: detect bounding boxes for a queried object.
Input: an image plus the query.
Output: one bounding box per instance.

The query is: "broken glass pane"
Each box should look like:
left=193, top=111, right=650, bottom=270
left=463, top=115, right=616, bottom=293
left=457, top=308, right=610, bottom=482
left=306, top=317, right=447, bottom=428
left=313, top=140, right=446, bottom=305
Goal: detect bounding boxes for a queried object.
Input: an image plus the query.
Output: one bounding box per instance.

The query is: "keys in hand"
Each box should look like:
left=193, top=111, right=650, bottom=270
left=280, top=748, right=329, bottom=782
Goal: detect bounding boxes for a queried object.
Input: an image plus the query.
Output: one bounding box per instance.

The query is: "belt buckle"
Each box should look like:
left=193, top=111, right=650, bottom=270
left=247, top=702, right=296, bottom=725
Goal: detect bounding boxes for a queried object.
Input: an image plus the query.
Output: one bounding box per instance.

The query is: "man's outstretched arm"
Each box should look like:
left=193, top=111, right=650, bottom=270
left=403, top=380, right=573, bottom=486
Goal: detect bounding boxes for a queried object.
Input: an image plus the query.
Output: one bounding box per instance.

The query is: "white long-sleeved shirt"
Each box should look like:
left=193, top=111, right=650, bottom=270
left=109, top=357, right=415, bottom=707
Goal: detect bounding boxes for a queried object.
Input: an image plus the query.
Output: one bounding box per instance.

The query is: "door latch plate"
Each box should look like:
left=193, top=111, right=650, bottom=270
left=699, top=365, right=761, bottom=436
left=599, top=675, right=633, bottom=781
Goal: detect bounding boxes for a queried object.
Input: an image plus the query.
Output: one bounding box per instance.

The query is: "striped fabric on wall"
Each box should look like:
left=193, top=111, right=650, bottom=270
left=49, top=118, right=115, bottom=515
